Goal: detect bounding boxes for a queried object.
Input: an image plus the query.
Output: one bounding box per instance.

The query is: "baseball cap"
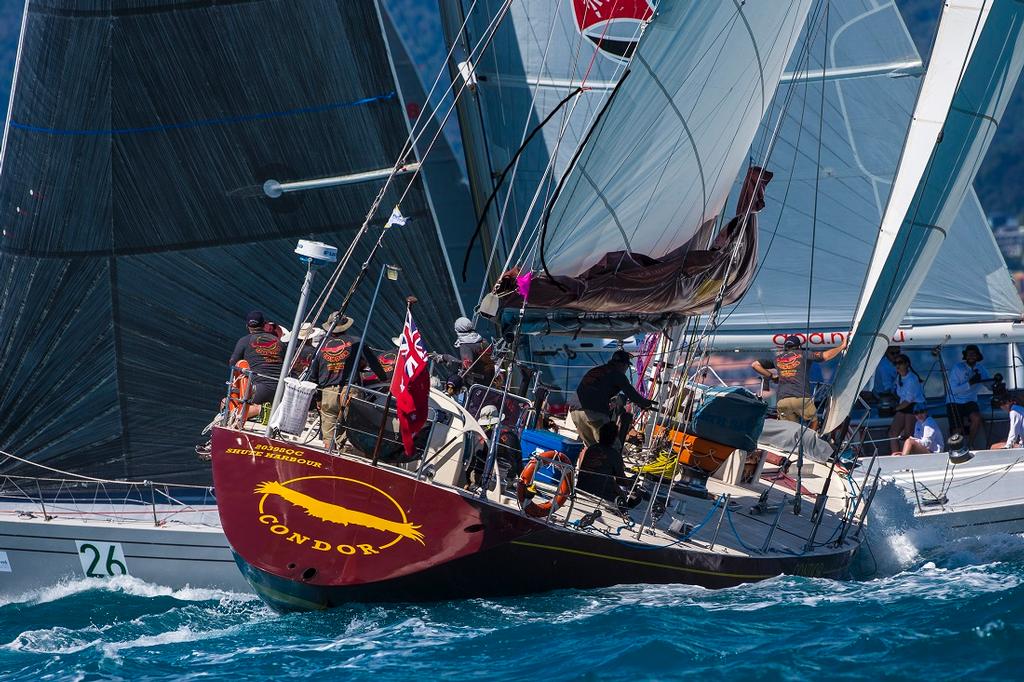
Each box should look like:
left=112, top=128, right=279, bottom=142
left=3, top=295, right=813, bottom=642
left=783, top=335, right=802, bottom=349
left=913, top=402, right=928, bottom=413
left=246, top=310, right=265, bottom=328
left=610, top=350, right=633, bottom=365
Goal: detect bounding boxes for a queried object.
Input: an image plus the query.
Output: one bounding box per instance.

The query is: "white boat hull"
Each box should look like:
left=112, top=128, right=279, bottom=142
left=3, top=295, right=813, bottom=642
left=873, top=448, right=1024, bottom=538
left=0, top=504, right=249, bottom=597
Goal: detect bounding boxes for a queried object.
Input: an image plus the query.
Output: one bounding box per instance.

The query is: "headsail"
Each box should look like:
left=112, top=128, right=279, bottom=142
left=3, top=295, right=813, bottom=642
left=716, top=0, right=1022, bottom=339
left=483, top=0, right=812, bottom=329
left=0, top=0, right=463, bottom=482
left=824, top=0, right=1024, bottom=431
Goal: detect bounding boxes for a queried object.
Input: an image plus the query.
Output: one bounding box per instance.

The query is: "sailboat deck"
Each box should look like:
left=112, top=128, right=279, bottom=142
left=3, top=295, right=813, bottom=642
left=229, top=414, right=861, bottom=563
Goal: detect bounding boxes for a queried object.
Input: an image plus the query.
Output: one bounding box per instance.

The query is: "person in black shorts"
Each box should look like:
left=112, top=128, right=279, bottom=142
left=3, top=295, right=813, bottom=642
left=945, top=344, right=991, bottom=447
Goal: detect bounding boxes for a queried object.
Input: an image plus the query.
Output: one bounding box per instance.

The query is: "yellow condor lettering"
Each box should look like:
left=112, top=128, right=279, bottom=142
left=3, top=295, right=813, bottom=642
left=254, top=476, right=425, bottom=557
left=255, top=481, right=425, bottom=545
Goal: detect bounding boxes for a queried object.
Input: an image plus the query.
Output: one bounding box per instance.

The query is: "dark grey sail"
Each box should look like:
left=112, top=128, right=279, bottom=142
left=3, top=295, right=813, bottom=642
left=0, top=0, right=463, bottom=483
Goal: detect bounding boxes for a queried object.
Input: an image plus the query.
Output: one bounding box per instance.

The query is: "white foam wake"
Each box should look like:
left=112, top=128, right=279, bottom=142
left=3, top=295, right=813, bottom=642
left=0, top=574, right=256, bottom=608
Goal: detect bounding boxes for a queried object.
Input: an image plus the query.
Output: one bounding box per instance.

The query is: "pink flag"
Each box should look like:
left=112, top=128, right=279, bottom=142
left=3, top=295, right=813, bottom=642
left=516, top=270, right=533, bottom=298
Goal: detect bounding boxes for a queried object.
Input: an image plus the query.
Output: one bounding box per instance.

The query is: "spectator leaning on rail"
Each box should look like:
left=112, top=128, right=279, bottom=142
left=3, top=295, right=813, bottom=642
left=571, top=350, right=655, bottom=447
left=751, top=334, right=847, bottom=430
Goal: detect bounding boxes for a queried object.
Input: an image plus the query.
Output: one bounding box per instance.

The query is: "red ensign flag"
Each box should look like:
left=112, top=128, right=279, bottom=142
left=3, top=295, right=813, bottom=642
left=390, top=309, right=430, bottom=455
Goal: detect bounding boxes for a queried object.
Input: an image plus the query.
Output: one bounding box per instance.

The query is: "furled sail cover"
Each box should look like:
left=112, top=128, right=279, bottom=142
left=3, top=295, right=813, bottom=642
left=519, top=0, right=812, bottom=318
left=0, top=0, right=462, bottom=483
left=718, top=0, right=1022, bottom=335
left=825, top=0, right=1024, bottom=431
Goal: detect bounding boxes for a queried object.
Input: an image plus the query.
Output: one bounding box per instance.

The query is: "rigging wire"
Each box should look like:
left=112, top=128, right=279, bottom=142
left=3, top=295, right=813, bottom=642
left=303, top=0, right=512, bottom=329
left=459, top=86, right=585, bottom=281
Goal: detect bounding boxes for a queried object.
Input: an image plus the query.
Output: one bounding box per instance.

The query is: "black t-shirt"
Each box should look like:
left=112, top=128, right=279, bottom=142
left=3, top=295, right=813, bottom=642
left=580, top=442, right=626, bottom=479
left=309, top=333, right=387, bottom=388
left=575, top=364, right=649, bottom=414
left=290, top=344, right=317, bottom=378
left=759, top=350, right=824, bottom=401
left=229, top=332, right=284, bottom=385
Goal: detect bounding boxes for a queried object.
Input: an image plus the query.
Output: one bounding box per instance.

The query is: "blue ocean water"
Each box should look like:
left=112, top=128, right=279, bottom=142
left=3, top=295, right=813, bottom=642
left=2, top=515, right=1023, bottom=681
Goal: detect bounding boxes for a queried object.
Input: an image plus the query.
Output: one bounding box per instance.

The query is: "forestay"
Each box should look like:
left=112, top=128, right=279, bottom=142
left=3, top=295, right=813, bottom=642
left=825, top=0, right=1024, bottom=431
left=446, top=0, right=634, bottom=271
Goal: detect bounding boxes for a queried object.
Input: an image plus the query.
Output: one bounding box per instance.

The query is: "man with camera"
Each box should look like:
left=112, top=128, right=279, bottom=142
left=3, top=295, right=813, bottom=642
left=945, top=344, right=992, bottom=447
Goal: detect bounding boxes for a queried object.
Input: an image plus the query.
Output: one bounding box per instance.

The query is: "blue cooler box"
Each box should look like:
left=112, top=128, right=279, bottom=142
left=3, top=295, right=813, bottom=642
left=520, top=429, right=583, bottom=485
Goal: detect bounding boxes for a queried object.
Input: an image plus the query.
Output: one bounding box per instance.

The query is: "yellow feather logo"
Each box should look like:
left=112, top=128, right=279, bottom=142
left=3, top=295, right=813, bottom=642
left=254, top=481, right=425, bottom=545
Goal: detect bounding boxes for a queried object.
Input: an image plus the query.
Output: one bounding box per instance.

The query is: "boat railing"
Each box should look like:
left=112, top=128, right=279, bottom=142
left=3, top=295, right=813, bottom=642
left=220, top=364, right=258, bottom=428
left=0, top=449, right=217, bottom=527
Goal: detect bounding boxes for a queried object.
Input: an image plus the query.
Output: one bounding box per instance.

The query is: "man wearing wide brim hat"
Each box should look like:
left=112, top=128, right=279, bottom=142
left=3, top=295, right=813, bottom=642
left=570, top=349, right=655, bottom=447
left=281, top=323, right=321, bottom=378
left=945, top=344, right=992, bottom=447
left=309, top=311, right=387, bottom=448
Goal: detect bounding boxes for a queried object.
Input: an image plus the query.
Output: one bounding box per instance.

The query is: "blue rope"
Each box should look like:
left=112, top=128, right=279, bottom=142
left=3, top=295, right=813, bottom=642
left=725, top=506, right=765, bottom=554
left=10, top=92, right=397, bottom=136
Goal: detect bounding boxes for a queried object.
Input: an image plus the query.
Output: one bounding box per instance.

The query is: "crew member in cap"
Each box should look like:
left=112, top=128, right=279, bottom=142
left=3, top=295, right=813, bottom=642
left=309, top=312, right=388, bottom=449
left=466, top=404, right=522, bottom=489
left=571, top=350, right=655, bottom=447
left=197, top=310, right=287, bottom=457
left=899, top=403, right=944, bottom=455
left=751, top=334, right=847, bottom=430
left=945, top=344, right=991, bottom=447
left=227, top=310, right=286, bottom=421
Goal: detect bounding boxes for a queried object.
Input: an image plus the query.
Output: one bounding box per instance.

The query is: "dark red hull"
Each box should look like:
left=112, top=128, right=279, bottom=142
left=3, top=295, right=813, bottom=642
left=211, top=427, right=856, bottom=612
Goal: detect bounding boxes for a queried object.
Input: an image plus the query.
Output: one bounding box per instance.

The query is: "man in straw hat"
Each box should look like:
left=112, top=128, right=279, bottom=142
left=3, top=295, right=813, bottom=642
left=945, top=344, right=991, bottom=447
left=309, top=311, right=387, bottom=448
left=280, top=322, right=323, bottom=378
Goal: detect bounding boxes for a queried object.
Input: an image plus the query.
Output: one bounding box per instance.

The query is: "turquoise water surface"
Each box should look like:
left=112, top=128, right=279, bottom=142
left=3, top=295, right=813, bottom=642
left=1, top=518, right=1022, bottom=681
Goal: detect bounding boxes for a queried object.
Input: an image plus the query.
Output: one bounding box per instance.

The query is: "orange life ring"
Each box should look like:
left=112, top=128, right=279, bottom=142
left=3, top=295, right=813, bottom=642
left=228, top=360, right=251, bottom=421
left=516, top=450, right=574, bottom=518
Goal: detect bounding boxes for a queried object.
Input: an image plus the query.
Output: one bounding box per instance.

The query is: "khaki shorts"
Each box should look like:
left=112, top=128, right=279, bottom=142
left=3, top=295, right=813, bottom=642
left=776, top=397, right=816, bottom=423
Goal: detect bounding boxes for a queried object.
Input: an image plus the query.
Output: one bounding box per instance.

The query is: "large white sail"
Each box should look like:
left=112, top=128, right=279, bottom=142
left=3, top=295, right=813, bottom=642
left=717, top=0, right=1022, bottom=338
left=824, top=0, right=1024, bottom=431
left=542, top=0, right=812, bottom=279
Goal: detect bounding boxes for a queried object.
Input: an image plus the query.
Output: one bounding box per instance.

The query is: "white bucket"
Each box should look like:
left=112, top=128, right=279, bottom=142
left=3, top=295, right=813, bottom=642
left=272, top=378, right=318, bottom=435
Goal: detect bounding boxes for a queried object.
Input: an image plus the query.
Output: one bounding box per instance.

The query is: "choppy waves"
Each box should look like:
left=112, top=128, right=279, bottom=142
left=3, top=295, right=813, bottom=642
left=1, top=539, right=1022, bottom=681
